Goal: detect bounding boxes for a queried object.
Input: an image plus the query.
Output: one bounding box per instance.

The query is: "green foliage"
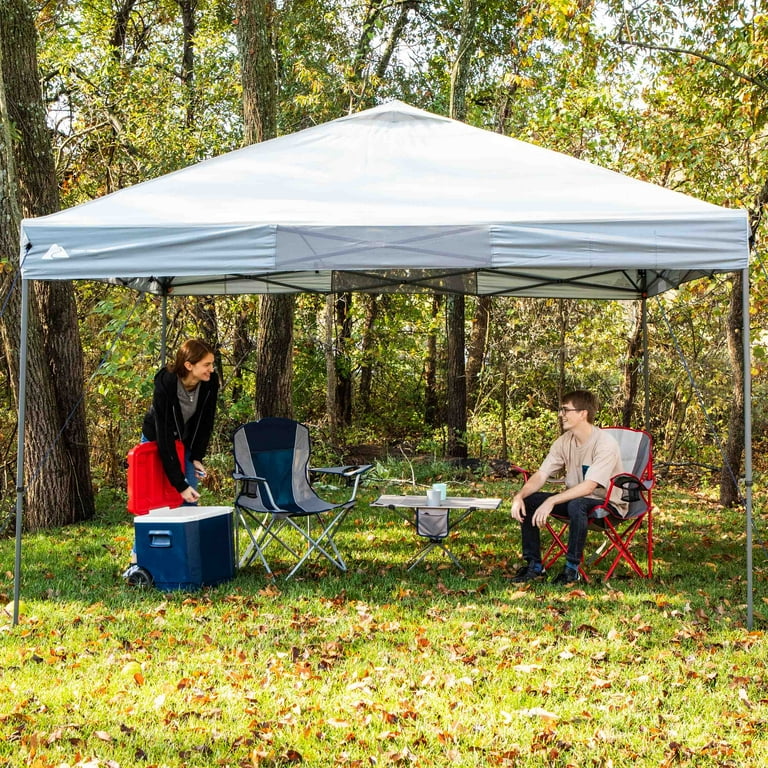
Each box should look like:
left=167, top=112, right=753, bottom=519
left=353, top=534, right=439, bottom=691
left=11, top=0, right=767, bottom=498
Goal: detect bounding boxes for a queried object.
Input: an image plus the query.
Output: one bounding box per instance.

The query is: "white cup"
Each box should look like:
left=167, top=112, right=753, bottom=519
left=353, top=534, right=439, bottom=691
left=426, top=489, right=442, bottom=506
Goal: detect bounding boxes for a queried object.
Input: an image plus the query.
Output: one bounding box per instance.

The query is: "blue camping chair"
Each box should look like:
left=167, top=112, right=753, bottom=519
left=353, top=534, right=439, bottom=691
left=233, top=418, right=371, bottom=578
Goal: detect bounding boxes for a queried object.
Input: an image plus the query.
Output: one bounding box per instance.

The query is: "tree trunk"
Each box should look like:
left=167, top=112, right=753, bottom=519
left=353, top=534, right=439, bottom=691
left=358, top=293, right=379, bottom=414
left=256, top=294, right=294, bottom=419
left=449, top=0, right=478, bottom=122
left=324, top=296, right=338, bottom=440
left=424, top=295, right=441, bottom=427
left=446, top=295, right=467, bottom=458
left=179, top=0, right=222, bottom=350
left=190, top=295, right=220, bottom=367
left=557, top=299, right=568, bottom=401
left=374, top=1, right=417, bottom=80
left=719, top=271, right=744, bottom=507
left=230, top=300, right=255, bottom=404
left=237, top=0, right=294, bottom=419
left=178, top=0, right=197, bottom=130
left=444, top=0, right=476, bottom=459
left=620, top=301, right=643, bottom=427
left=466, top=295, right=491, bottom=411
left=1, top=0, right=94, bottom=527
left=334, top=292, right=353, bottom=427
left=237, top=0, right=277, bottom=144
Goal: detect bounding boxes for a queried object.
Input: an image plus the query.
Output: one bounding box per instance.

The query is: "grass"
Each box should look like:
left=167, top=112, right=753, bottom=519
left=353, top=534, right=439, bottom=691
left=1, top=469, right=767, bottom=768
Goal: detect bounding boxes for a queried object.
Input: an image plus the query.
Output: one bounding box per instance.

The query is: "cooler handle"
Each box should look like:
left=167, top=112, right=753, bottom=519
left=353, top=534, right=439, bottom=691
left=148, top=530, right=173, bottom=548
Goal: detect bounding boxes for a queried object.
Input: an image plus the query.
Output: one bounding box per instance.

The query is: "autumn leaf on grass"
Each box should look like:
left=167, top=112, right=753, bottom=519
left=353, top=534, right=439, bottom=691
left=326, top=717, right=353, bottom=729
left=444, top=673, right=473, bottom=688
left=515, top=707, right=559, bottom=721
left=738, top=688, right=754, bottom=709
left=513, top=664, right=543, bottom=674
left=385, top=746, right=417, bottom=764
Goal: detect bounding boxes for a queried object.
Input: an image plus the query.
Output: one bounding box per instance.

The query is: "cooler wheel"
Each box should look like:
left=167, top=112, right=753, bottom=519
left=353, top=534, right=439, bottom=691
left=123, top=564, right=153, bottom=587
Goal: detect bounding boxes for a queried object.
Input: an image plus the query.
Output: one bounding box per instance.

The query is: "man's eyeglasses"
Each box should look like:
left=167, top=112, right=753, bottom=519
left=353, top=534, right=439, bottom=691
left=558, top=407, right=583, bottom=414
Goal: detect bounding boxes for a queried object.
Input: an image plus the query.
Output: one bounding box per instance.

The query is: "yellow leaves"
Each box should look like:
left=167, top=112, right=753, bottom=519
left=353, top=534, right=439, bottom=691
left=501, top=72, right=536, bottom=90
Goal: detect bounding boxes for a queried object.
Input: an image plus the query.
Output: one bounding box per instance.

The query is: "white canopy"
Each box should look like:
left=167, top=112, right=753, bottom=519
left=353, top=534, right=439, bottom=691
left=20, top=100, right=749, bottom=298
left=12, top=100, right=756, bottom=629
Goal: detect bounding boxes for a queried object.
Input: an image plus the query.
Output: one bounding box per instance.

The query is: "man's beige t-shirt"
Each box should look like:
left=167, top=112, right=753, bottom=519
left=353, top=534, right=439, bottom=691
left=537, top=427, right=627, bottom=516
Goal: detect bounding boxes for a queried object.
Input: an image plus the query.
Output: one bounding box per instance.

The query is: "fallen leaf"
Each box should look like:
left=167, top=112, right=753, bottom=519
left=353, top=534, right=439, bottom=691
left=517, top=707, right=558, bottom=720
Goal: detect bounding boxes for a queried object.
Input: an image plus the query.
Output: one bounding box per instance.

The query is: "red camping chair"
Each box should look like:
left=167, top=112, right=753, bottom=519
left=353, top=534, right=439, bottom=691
left=542, top=427, right=655, bottom=581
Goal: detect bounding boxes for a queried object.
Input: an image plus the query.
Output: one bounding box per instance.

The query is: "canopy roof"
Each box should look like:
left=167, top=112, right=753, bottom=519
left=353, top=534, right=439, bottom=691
left=20, top=101, right=750, bottom=299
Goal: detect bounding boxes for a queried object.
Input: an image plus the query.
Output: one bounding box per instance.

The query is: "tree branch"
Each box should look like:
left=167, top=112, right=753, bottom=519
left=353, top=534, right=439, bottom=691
left=617, top=34, right=768, bottom=92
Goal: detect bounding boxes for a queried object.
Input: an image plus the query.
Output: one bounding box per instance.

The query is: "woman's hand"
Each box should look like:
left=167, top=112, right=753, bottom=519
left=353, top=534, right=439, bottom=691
left=181, top=486, right=200, bottom=504
left=192, top=460, right=206, bottom=479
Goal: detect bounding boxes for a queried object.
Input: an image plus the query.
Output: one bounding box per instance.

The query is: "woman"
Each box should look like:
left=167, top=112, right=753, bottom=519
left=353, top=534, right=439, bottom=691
left=142, top=339, right=219, bottom=504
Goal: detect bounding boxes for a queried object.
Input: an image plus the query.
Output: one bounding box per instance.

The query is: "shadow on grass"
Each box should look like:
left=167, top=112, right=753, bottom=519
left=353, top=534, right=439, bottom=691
left=2, top=479, right=762, bottom=630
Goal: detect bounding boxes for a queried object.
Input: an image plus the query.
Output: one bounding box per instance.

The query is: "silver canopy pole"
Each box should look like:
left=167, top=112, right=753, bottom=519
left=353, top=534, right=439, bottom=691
left=13, top=278, right=30, bottom=627
left=160, top=292, right=168, bottom=367
left=742, top=266, right=753, bottom=629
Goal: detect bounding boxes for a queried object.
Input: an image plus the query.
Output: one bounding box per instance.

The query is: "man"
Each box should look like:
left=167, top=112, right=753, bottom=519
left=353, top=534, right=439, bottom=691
left=510, top=390, right=626, bottom=585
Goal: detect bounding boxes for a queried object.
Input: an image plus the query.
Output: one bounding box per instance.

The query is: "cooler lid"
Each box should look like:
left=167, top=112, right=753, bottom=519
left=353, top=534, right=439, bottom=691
left=135, top=505, right=233, bottom=524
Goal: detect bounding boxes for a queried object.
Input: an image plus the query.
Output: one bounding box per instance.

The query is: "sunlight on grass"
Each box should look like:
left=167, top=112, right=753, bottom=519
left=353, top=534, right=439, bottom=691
left=1, top=477, right=767, bottom=767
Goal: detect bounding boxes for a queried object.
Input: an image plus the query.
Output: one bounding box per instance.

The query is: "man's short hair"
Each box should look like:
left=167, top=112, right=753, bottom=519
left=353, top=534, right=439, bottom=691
left=562, top=390, right=598, bottom=423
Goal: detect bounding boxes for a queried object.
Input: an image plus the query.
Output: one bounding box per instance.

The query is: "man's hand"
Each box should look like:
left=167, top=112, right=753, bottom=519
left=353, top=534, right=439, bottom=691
left=531, top=497, right=555, bottom=527
left=510, top=495, right=526, bottom=522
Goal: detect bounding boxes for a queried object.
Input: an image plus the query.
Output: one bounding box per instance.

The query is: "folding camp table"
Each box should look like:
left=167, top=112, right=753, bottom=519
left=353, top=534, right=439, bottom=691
left=371, top=494, right=502, bottom=571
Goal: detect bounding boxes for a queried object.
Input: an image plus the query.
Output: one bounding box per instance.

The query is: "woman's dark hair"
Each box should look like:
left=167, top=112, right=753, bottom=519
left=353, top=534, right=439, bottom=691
left=167, top=339, right=215, bottom=378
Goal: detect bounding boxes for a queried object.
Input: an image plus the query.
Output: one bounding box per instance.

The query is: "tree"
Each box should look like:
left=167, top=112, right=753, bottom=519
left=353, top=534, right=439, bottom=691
left=620, top=302, right=643, bottom=428
left=236, top=0, right=294, bottom=420
left=442, top=0, right=478, bottom=459
left=0, top=0, right=94, bottom=529
left=608, top=0, right=768, bottom=504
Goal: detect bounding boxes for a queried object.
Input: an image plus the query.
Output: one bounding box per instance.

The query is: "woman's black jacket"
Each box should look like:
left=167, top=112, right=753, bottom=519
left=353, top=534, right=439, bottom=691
left=141, top=368, right=219, bottom=492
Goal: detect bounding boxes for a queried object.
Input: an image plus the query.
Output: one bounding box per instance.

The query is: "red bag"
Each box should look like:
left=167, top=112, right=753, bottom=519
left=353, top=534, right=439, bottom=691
left=126, top=440, right=185, bottom=515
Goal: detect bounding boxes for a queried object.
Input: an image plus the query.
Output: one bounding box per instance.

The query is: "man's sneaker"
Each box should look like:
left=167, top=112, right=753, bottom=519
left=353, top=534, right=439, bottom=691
left=551, top=566, right=582, bottom=585
left=511, top=562, right=546, bottom=583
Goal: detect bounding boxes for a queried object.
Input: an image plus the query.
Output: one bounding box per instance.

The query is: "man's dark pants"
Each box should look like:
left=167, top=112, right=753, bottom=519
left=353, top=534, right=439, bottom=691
left=519, top=491, right=606, bottom=568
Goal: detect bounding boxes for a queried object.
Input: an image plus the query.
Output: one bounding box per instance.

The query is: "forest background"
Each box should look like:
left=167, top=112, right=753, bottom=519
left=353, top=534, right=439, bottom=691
left=0, top=0, right=767, bottom=532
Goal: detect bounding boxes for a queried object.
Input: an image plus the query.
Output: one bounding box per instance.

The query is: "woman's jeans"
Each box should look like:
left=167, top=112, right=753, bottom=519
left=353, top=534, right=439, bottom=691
left=518, top=491, right=607, bottom=568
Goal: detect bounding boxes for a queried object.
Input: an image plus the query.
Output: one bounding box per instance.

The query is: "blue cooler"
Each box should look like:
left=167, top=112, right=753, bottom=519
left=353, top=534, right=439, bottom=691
left=133, top=506, right=235, bottom=590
